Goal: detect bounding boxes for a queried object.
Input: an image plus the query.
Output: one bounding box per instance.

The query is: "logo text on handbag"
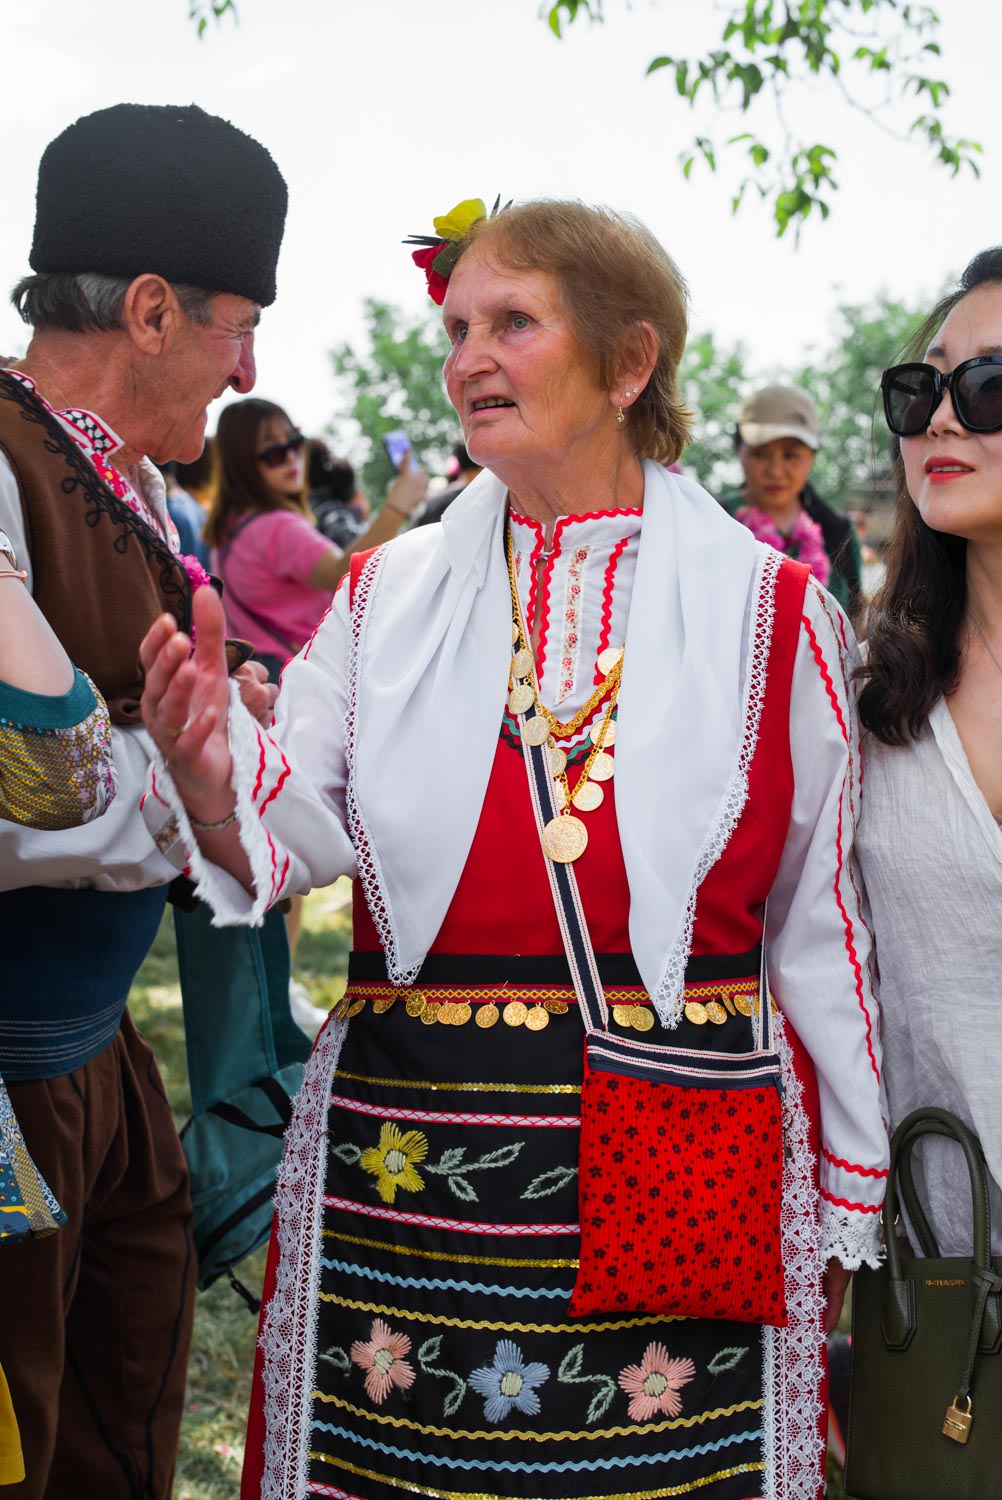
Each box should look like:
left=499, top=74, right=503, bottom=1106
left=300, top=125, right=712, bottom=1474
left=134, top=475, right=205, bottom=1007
left=925, top=1278, right=966, bottom=1287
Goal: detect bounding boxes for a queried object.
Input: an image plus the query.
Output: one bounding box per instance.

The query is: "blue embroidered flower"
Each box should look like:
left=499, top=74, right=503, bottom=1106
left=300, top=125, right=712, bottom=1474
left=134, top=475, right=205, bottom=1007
left=468, top=1340, right=550, bottom=1423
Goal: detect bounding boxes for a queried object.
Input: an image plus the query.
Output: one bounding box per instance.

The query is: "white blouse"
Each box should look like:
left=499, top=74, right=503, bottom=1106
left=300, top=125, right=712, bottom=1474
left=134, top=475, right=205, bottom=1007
left=144, top=467, right=889, bottom=1268
left=858, top=697, right=1002, bottom=1254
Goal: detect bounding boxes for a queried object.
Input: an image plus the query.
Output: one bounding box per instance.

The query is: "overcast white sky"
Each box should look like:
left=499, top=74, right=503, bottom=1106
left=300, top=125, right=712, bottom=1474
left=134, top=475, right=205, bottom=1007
left=3, top=0, right=1001, bottom=455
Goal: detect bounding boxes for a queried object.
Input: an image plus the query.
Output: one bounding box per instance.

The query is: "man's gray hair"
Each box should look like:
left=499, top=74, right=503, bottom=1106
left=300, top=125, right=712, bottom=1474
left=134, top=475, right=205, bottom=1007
left=10, top=272, right=217, bottom=333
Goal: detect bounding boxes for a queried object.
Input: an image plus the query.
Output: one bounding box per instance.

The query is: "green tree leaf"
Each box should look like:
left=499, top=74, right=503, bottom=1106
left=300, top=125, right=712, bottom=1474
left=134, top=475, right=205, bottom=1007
left=330, top=298, right=460, bottom=500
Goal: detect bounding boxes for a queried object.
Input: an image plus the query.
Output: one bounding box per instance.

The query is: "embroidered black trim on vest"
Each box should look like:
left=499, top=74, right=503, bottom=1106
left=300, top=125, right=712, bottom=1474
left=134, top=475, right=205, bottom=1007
left=0, top=370, right=192, bottom=632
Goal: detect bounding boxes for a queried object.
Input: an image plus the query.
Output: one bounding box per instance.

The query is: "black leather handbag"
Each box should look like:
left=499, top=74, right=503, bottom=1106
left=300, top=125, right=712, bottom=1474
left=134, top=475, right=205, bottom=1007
left=844, top=1107, right=1002, bottom=1500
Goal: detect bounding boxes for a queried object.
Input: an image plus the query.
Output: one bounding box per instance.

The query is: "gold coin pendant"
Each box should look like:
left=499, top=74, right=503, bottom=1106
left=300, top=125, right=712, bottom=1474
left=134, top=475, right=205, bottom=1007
left=525, top=1005, right=549, bottom=1032
left=421, top=1001, right=442, bottom=1025
left=372, top=996, right=396, bottom=1015
left=452, top=1001, right=472, bottom=1026
left=612, top=1004, right=631, bottom=1028
left=632, top=1006, right=655, bottom=1032
left=405, top=995, right=427, bottom=1018
left=541, top=815, right=588, bottom=863
left=733, top=994, right=754, bottom=1017
left=684, top=1001, right=708, bottom=1025
left=347, top=999, right=366, bottom=1019
left=543, top=998, right=569, bottom=1015
left=508, top=684, right=534, bottom=715
left=571, top=779, right=603, bottom=812
left=437, top=1002, right=457, bottom=1026
left=704, top=1001, right=727, bottom=1026
left=552, top=778, right=568, bottom=810
left=597, top=645, right=624, bottom=676
left=503, top=1000, right=528, bottom=1028
left=588, top=751, right=615, bottom=783
left=591, top=719, right=617, bottom=747
left=511, top=648, right=534, bottom=680
left=476, top=1002, right=500, bottom=1029
left=522, top=715, right=551, bottom=747
left=549, top=744, right=568, bottom=776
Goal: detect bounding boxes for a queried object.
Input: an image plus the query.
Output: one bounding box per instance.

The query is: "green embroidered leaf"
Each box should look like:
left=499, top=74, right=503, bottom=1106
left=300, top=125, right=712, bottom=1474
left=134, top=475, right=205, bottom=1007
left=447, top=1176, right=478, bottom=1202
left=435, top=1147, right=467, bottom=1172
left=330, top=1143, right=361, bottom=1166
left=442, top=1379, right=466, bottom=1418
left=707, top=1346, right=749, bottom=1374
left=417, top=1334, right=466, bottom=1416
left=470, top=1143, right=523, bottom=1170
left=522, top=1165, right=577, bottom=1200
left=318, top=1345, right=351, bottom=1374
left=426, top=1143, right=521, bottom=1180
left=557, top=1344, right=585, bottom=1381
left=586, top=1376, right=617, bottom=1424
left=418, top=1336, right=443, bottom=1369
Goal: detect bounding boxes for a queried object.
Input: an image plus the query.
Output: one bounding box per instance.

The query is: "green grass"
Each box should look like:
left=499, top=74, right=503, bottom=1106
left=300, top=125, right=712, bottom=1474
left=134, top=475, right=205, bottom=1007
left=128, top=881, right=353, bottom=1500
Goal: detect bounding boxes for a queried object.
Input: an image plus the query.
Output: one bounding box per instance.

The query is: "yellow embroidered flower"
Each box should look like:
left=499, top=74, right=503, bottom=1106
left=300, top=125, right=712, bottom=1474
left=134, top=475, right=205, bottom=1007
left=433, top=198, right=487, bottom=241
left=360, top=1122, right=429, bottom=1204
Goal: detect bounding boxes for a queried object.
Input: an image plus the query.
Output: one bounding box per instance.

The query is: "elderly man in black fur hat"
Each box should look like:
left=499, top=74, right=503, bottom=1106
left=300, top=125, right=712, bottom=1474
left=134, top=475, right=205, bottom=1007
left=0, top=104, right=286, bottom=1499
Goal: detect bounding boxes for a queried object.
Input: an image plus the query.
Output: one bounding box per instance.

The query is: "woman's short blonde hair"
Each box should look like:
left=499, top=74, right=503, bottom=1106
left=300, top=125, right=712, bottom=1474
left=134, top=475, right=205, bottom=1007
left=460, top=200, right=691, bottom=464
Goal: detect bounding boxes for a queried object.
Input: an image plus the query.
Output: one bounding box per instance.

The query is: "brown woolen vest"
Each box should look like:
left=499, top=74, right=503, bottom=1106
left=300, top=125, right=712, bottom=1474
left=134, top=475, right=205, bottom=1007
left=0, top=370, right=192, bottom=725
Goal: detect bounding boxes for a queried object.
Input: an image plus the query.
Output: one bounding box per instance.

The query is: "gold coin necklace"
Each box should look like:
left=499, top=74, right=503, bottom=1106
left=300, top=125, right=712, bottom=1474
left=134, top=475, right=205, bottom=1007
left=505, top=523, right=621, bottom=864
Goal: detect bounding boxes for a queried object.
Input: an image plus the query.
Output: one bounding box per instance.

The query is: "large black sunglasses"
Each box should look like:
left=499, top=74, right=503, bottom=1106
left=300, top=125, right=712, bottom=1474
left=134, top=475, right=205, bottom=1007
left=881, top=357, right=1002, bottom=437
left=256, top=432, right=305, bottom=468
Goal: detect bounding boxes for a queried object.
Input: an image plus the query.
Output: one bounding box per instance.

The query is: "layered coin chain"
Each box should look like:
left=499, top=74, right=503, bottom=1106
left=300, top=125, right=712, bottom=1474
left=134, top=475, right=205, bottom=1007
left=505, top=523, right=623, bottom=864
left=331, top=987, right=660, bottom=1033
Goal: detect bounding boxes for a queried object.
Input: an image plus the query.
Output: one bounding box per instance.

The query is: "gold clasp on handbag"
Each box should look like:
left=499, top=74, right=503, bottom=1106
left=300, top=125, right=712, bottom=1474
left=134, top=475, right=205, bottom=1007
left=942, top=1394, right=973, bottom=1444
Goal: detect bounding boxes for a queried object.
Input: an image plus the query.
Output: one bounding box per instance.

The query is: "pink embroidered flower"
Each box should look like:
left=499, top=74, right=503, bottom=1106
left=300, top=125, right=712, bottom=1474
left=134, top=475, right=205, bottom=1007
left=734, top=505, right=831, bottom=587
left=350, top=1318, right=416, bottom=1404
left=618, top=1342, right=696, bottom=1422
left=179, top=554, right=212, bottom=593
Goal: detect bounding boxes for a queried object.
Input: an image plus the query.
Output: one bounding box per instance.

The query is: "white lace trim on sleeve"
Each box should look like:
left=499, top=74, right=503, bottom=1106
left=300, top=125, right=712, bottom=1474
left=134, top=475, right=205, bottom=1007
left=821, top=1198, right=883, bottom=1270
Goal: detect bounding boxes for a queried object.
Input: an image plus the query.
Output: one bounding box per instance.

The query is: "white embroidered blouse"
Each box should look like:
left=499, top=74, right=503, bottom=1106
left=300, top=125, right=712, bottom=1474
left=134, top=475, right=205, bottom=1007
left=144, top=466, right=888, bottom=1268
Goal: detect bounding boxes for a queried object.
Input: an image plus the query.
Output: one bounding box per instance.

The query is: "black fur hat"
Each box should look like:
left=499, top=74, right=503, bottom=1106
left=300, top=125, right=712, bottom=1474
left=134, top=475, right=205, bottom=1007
left=30, top=103, right=288, bottom=307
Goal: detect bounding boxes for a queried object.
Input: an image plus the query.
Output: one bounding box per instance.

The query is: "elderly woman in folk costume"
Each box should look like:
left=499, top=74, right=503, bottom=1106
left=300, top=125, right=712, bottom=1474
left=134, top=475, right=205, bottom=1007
left=139, top=199, right=887, bottom=1500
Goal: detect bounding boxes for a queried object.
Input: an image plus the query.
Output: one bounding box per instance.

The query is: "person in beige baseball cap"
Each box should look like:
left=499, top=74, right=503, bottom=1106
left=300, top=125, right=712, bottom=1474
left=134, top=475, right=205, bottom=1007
left=722, top=383, right=862, bottom=616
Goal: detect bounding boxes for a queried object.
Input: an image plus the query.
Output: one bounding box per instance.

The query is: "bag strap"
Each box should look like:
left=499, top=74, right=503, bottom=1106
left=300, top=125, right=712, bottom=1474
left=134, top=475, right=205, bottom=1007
left=517, top=693, right=771, bottom=1049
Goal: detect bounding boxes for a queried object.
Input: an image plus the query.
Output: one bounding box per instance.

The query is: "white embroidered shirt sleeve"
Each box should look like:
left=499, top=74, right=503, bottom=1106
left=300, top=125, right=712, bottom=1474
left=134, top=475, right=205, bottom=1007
left=141, top=579, right=357, bottom=924
left=0, top=454, right=177, bottom=893
left=766, top=578, right=888, bottom=1269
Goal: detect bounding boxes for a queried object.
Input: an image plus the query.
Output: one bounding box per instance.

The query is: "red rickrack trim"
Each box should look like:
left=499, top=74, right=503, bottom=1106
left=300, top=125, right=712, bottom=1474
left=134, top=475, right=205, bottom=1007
left=251, top=729, right=268, bottom=803
left=804, top=610, right=880, bottom=1085
left=820, top=1188, right=881, bottom=1214
left=258, top=744, right=291, bottom=816
left=822, top=1147, right=888, bottom=1179
left=595, top=534, right=629, bottom=685
left=264, top=824, right=280, bottom=904
left=328, top=1096, right=580, bottom=1129
left=802, top=611, right=849, bottom=748
left=552, top=504, right=643, bottom=528
left=534, top=546, right=559, bottom=680
left=321, top=1197, right=579, bottom=1235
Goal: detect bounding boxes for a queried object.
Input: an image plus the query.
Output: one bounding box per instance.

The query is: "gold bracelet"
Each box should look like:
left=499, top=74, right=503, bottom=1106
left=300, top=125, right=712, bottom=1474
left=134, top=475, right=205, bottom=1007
left=0, top=567, right=28, bottom=583
left=189, top=808, right=239, bottom=832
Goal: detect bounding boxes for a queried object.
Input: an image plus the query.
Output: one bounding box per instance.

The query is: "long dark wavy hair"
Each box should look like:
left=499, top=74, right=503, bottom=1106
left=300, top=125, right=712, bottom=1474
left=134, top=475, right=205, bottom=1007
left=858, top=247, right=1002, bottom=745
left=203, top=398, right=310, bottom=548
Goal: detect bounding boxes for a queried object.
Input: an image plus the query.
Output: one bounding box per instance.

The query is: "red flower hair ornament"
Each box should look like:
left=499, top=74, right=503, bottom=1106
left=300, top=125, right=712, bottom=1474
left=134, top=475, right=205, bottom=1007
left=404, top=195, right=508, bottom=305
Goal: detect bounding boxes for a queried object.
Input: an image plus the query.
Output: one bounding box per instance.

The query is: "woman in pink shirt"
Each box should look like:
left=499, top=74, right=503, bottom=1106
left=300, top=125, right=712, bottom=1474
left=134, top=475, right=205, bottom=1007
left=205, top=398, right=425, bottom=683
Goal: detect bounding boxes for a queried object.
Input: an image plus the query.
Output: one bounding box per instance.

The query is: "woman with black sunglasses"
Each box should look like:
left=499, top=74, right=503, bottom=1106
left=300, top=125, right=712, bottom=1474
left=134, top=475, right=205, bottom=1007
left=204, top=398, right=426, bottom=685
left=858, top=246, right=1002, bottom=1254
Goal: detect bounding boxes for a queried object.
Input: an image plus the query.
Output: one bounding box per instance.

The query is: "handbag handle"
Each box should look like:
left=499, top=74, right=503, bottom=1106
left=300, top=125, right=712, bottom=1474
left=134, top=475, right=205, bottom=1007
left=881, top=1108, right=1002, bottom=1372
